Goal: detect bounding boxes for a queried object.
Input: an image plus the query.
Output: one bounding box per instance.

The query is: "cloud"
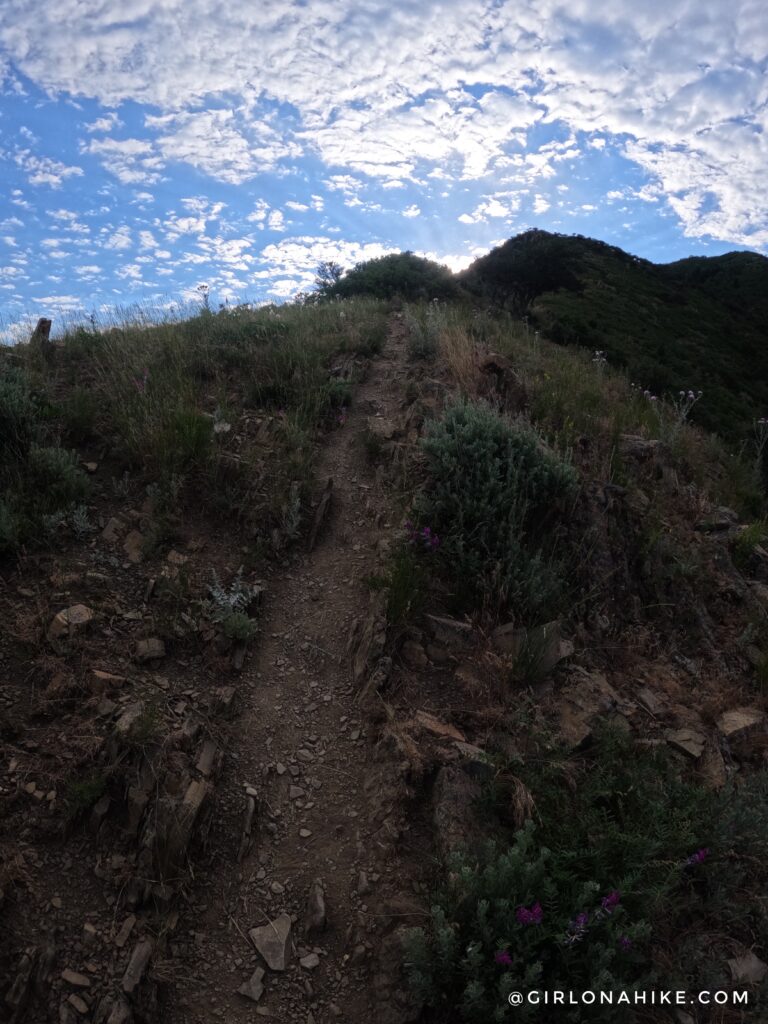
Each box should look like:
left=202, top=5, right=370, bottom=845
left=13, top=149, right=83, bottom=187
left=104, top=225, right=132, bottom=250
left=458, top=192, right=521, bottom=224
left=257, top=235, right=399, bottom=294
left=268, top=210, right=286, bottom=231
left=83, top=112, right=122, bottom=132
left=83, top=136, right=164, bottom=184
left=145, top=109, right=301, bottom=184
left=0, top=0, right=766, bottom=321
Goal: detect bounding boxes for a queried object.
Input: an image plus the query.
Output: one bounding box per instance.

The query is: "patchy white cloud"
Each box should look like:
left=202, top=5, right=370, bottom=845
left=145, top=108, right=300, bottom=184
left=0, top=0, right=766, bottom=317
left=83, top=112, right=122, bottom=133
left=458, top=192, right=521, bottom=224
left=267, top=209, right=286, bottom=231
left=104, top=225, right=132, bottom=250
left=83, top=136, right=164, bottom=185
left=14, top=149, right=83, bottom=187
left=257, top=236, right=399, bottom=295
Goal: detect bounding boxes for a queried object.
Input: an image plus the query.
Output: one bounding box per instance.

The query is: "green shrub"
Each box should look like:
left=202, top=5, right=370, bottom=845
left=60, top=386, right=100, bottom=443
left=405, top=729, right=768, bottom=1022
left=0, top=367, right=38, bottom=464
left=731, top=520, right=768, bottom=571
left=65, top=774, right=107, bottom=818
left=221, top=610, right=257, bottom=642
left=27, top=446, right=89, bottom=514
left=417, top=399, right=578, bottom=620
left=324, top=252, right=459, bottom=302
left=367, top=543, right=428, bottom=626
left=0, top=371, right=89, bottom=550
left=160, top=407, right=213, bottom=472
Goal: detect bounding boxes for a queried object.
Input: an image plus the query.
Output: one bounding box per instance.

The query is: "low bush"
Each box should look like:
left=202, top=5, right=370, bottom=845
left=0, top=366, right=89, bottom=553
left=416, top=399, right=577, bottom=621
left=0, top=367, right=38, bottom=462
left=405, top=729, right=768, bottom=1022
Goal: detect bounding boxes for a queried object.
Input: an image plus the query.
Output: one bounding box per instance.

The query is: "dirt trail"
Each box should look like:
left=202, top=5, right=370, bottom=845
left=166, top=315, right=422, bottom=1024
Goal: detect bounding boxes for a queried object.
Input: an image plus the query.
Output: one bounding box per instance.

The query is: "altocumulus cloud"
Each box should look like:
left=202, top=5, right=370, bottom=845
left=0, top=0, right=766, bottom=325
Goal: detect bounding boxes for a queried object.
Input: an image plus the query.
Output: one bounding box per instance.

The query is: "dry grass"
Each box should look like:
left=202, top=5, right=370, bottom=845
left=438, top=324, right=481, bottom=395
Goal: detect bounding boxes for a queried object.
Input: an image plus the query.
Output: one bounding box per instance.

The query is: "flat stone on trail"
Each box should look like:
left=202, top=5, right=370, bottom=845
left=61, top=969, right=91, bottom=988
left=300, top=952, right=320, bottom=970
left=249, top=913, right=292, bottom=971
left=134, top=637, right=166, bottom=663
left=121, top=937, right=153, bottom=995
left=717, top=708, right=766, bottom=740
left=48, top=604, right=94, bottom=641
left=237, top=966, right=266, bottom=1002
left=305, top=879, right=326, bottom=934
left=665, top=727, right=706, bottom=760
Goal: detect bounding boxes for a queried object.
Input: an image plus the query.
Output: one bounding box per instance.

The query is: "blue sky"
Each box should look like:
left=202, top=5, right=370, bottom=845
left=0, top=0, right=766, bottom=336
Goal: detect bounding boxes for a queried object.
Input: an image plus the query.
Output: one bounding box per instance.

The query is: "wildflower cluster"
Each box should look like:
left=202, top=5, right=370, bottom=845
left=631, top=382, right=703, bottom=443
left=404, top=521, right=440, bottom=551
left=515, top=901, right=543, bottom=926
left=592, top=350, right=607, bottom=372
left=673, top=388, right=703, bottom=420
left=685, top=846, right=710, bottom=868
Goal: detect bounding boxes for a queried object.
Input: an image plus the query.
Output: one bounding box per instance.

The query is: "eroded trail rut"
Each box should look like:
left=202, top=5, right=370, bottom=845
left=167, top=317, right=422, bottom=1024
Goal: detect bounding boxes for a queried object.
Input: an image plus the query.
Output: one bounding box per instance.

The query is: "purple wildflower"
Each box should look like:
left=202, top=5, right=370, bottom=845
left=495, top=950, right=513, bottom=966
left=516, top=902, right=543, bottom=926
left=618, top=936, right=633, bottom=951
left=601, top=891, right=621, bottom=913
left=685, top=847, right=710, bottom=867
left=405, top=522, right=441, bottom=552
left=133, top=368, right=149, bottom=394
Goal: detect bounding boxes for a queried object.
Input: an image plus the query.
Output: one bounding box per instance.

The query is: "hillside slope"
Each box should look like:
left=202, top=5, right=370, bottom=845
left=459, top=230, right=768, bottom=439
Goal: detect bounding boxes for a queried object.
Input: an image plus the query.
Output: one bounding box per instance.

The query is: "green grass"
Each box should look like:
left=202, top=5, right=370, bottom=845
left=1, top=298, right=388, bottom=558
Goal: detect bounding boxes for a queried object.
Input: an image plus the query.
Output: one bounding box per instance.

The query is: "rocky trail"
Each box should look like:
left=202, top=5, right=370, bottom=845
left=0, top=313, right=430, bottom=1024
left=163, top=314, right=426, bottom=1024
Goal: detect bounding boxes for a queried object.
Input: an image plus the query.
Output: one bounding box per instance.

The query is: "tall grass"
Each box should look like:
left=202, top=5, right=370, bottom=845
left=406, top=301, right=762, bottom=514
left=2, top=297, right=388, bottom=554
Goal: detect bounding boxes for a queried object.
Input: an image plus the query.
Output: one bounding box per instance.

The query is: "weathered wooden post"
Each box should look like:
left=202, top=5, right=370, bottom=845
left=29, top=317, right=53, bottom=363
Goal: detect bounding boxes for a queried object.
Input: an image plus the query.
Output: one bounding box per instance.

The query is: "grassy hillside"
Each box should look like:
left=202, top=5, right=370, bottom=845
left=458, top=230, right=768, bottom=440
left=4, top=295, right=768, bottom=1020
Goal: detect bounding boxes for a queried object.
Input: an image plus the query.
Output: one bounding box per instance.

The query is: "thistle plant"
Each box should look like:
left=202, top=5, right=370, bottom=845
left=206, top=567, right=262, bottom=621
left=632, top=384, right=703, bottom=445
left=592, top=350, right=607, bottom=374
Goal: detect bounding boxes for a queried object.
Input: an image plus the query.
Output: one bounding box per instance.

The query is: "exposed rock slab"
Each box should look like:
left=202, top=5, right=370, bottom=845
left=249, top=913, right=292, bottom=971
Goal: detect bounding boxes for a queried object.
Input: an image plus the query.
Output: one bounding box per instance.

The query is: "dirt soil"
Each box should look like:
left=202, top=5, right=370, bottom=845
left=161, top=315, right=428, bottom=1023
left=0, top=316, right=433, bottom=1024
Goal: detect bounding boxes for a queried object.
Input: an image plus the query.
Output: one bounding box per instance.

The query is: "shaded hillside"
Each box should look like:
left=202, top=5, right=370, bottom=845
left=459, top=230, right=768, bottom=439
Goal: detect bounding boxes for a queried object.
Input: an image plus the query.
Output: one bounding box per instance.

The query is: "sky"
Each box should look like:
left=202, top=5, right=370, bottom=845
left=0, top=0, right=766, bottom=335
